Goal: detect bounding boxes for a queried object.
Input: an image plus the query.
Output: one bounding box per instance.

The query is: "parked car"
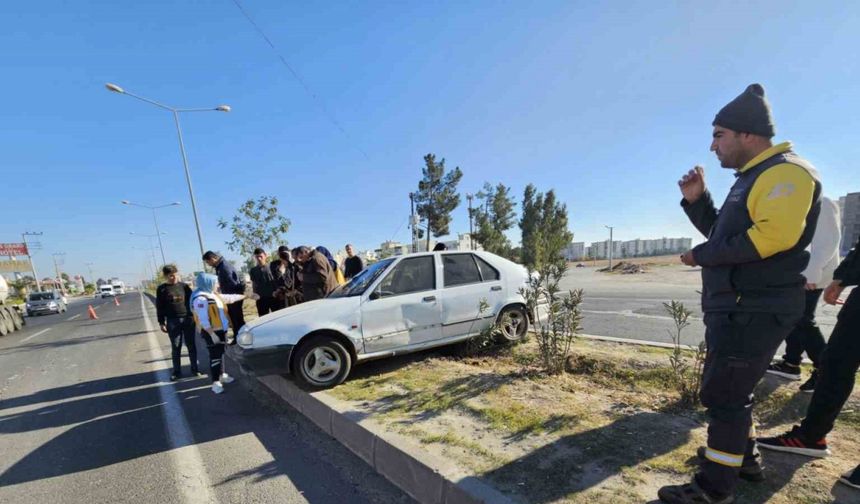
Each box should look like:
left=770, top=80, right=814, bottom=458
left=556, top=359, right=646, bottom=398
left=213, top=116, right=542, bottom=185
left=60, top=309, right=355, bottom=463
left=229, top=251, right=531, bottom=389
left=26, top=290, right=67, bottom=316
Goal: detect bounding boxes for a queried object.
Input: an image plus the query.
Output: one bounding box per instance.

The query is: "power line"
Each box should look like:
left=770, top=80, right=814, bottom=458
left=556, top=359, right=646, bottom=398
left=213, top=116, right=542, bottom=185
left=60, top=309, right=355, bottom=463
left=230, top=0, right=370, bottom=161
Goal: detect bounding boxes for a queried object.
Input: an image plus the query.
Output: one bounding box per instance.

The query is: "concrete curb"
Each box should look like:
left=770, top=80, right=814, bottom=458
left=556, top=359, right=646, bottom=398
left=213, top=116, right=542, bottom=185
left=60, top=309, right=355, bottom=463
left=231, top=365, right=515, bottom=504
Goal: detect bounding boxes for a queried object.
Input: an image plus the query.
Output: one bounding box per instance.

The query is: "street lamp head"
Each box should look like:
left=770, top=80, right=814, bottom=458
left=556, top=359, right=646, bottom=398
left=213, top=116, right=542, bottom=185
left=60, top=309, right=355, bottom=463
left=171, top=202, right=181, bottom=206
left=121, top=200, right=130, bottom=205
left=215, top=105, right=231, bottom=112
left=105, top=83, right=125, bottom=94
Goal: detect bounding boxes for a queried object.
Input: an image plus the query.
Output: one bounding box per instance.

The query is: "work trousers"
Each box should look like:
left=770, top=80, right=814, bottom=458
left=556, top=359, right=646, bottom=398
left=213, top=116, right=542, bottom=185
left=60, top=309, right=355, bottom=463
left=201, top=329, right=227, bottom=383
left=799, top=290, right=860, bottom=440
left=698, top=311, right=799, bottom=497
left=255, top=296, right=279, bottom=317
left=165, top=316, right=198, bottom=375
left=226, top=301, right=245, bottom=336
left=782, top=289, right=827, bottom=367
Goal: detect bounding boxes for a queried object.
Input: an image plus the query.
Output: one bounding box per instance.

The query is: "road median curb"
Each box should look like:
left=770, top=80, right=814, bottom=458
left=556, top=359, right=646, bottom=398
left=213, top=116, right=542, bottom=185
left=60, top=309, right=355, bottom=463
left=231, top=362, right=514, bottom=504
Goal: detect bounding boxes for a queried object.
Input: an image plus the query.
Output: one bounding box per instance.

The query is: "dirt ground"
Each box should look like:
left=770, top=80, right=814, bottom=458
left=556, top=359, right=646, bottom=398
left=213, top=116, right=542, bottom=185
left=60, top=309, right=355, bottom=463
left=328, top=338, right=860, bottom=504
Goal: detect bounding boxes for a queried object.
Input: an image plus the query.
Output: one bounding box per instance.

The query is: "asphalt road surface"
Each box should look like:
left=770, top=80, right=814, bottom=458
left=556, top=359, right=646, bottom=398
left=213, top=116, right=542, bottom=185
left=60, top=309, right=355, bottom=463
left=558, top=266, right=842, bottom=348
left=0, top=293, right=412, bottom=504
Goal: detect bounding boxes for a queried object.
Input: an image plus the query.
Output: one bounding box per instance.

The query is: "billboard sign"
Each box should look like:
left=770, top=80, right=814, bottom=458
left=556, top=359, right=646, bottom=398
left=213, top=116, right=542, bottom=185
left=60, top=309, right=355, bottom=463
left=0, top=243, right=29, bottom=256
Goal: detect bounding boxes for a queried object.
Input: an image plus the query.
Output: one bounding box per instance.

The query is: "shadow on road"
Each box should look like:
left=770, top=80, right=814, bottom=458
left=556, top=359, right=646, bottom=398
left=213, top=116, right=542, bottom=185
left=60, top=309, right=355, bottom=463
left=0, top=338, right=395, bottom=504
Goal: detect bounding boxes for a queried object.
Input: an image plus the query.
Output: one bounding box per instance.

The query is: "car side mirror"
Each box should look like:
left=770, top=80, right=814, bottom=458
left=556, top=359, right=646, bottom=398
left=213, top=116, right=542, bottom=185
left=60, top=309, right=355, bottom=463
left=369, top=290, right=380, bottom=301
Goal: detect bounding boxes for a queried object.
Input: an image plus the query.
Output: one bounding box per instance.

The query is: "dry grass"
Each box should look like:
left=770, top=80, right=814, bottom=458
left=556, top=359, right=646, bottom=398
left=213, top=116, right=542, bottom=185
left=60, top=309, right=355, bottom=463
left=329, top=338, right=860, bottom=504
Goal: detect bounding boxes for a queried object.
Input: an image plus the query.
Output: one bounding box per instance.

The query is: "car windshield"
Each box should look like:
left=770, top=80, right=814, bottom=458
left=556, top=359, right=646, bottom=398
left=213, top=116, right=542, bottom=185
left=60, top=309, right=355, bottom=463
left=328, top=258, right=396, bottom=298
left=28, top=293, right=56, bottom=301
left=100, top=287, right=112, bottom=291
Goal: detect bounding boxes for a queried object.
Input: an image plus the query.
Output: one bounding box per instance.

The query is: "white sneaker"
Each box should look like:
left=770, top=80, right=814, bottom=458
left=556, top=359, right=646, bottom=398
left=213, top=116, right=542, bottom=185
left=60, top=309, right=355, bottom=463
left=211, top=381, right=224, bottom=394
left=220, top=373, right=235, bottom=384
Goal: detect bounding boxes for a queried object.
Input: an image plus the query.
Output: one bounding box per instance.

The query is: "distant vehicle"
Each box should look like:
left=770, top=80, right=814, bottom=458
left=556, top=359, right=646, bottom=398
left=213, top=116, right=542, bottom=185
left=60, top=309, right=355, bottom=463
left=26, top=290, right=67, bottom=316
left=99, top=285, right=116, bottom=298
left=111, top=281, right=126, bottom=295
left=576, top=263, right=586, bottom=268
left=0, top=276, right=26, bottom=335
left=230, top=251, right=531, bottom=390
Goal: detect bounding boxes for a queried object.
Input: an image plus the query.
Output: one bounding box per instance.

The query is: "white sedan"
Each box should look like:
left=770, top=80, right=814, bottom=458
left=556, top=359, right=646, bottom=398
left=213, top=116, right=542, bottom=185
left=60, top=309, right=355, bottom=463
left=228, top=251, right=531, bottom=389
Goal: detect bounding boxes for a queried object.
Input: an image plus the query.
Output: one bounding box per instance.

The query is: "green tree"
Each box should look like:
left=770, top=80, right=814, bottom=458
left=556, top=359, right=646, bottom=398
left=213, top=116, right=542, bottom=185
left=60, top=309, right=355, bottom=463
left=414, top=154, right=463, bottom=251
left=218, top=196, right=291, bottom=258
left=472, top=182, right=516, bottom=257
left=519, top=184, right=573, bottom=271
left=519, top=184, right=543, bottom=270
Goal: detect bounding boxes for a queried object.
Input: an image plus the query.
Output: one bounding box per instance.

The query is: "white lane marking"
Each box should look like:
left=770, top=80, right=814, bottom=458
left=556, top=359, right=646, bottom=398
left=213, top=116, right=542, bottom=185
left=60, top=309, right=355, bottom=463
left=67, top=314, right=81, bottom=321
left=139, top=293, right=217, bottom=504
left=21, top=328, right=51, bottom=344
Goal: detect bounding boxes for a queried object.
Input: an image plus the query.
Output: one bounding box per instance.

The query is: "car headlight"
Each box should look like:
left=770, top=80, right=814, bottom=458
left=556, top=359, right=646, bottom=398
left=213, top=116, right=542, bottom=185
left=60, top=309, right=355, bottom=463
left=237, top=327, right=254, bottom=347
left=26, top=303, right=31, bottom=309
left=48, top=302, right=57, bottom=308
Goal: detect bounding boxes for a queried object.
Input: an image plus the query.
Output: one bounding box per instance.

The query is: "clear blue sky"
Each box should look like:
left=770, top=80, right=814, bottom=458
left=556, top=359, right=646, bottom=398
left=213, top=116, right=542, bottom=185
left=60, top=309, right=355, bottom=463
left=2, top=0, right=858, bottom=284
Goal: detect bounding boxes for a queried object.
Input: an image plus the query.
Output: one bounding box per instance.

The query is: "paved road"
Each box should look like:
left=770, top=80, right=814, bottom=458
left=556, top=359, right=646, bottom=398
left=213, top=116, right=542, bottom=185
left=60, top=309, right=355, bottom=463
left=558, top=266, right=843, bottom=348
left=0, top=293, right=412, bottom=504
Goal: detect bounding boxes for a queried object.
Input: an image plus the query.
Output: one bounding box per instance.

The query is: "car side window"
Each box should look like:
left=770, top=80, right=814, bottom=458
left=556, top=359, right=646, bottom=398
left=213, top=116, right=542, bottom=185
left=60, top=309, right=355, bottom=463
left=475, top=256, right=500, bottom=281
left=375, top=256, right=435, bottom=298
left=443, top=254, right=482, bottom=287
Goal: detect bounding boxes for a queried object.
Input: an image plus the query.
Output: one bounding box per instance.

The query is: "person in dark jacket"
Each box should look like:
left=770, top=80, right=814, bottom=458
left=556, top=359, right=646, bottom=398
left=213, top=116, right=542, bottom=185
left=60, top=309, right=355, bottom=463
left=249, top=248, right=279, bottom=316
left=271, top=246, right=302, bottom=307
left=342, top=244, right=365, bottom=280
left=292, top=245, right=337, bottom=301
left=203, top=251, right=246, bottom=335
left=155, top=264, right=200, bottom=381
left=658, top=84, right=822, bottom=504
left=757, top=236, right=860, bottom=491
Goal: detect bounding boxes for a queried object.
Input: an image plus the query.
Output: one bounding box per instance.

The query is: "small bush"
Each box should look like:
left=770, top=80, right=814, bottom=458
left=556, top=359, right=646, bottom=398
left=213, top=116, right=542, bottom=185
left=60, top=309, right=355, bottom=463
left=521, top=263, right=584, bottom=374
left=663, top=300, right=706, bottom=407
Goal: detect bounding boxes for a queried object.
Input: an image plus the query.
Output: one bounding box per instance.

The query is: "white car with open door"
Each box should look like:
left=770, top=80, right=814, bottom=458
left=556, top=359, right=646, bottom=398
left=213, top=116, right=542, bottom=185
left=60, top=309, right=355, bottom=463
left=228, top=251, right=531, bottom=389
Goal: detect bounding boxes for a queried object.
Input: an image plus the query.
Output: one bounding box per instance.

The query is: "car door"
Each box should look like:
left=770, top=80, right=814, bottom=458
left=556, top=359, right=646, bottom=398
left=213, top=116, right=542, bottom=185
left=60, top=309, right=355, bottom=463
left=360, top=255, right=441, bottom=353
left=439, top=253, right=502, bottom=338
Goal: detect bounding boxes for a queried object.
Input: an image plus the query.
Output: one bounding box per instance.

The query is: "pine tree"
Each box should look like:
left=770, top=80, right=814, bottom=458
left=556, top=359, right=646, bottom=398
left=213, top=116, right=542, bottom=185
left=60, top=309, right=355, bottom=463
left=472, top=182, right=516, bottom=257
left=414, top=154, right=463, bottom=250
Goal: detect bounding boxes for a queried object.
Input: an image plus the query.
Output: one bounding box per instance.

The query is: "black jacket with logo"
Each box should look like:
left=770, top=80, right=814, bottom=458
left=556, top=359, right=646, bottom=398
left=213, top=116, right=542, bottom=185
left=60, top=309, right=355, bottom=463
left=683, top=143, right=821, bottom=314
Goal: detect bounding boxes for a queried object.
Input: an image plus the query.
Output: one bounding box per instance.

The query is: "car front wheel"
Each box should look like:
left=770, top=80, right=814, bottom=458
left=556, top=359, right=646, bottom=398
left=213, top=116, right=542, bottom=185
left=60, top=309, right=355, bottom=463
left=495, top=305, right=528, bottom=343
left=292, top=335, right=352, bottom=390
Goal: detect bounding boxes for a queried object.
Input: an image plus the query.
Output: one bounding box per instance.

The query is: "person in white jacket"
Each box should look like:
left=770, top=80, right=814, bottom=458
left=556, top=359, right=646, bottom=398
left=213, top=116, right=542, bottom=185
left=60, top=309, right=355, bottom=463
left=767, top=195, right=842, bottom=391
left=191, top=272, right=257, bottom=394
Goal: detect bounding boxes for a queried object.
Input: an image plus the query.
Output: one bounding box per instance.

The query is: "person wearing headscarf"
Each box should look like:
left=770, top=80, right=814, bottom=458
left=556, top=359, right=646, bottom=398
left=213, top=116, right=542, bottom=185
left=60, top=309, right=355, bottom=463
left=190, top=272, right=257, bottom=394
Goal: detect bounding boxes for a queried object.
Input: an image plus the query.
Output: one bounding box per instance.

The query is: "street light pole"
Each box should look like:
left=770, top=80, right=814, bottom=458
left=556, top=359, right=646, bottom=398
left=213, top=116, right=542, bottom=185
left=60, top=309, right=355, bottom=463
left=22, top=231, right=42, bottom=292
left=172, top=110, right=207, bottom=265
left=105, top=83, right=230, bottom=270
left=85, top=262, right=96, bottom=290
left=122, top=200, right=180, bottom=266
left=605, top=225, right=614, bottom=271
left=51, top=252, right=66, bottom=294
left=466, top=194, right=474, bottom=250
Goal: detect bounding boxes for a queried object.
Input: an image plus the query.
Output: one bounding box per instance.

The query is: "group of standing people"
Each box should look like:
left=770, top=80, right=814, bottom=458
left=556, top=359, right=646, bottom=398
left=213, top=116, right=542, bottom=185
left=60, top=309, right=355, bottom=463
left=658, top=83, right=860, bottom=503
left=154, top=245, right=366, bottom=395
left=248, top=243, right=365, bottom=317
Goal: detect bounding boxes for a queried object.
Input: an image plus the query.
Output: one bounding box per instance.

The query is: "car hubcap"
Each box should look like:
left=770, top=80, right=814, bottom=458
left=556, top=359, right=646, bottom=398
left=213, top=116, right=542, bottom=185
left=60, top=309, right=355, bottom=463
left=303, top=346, right=342, bottom=384
left=503, top=312, right=523, bottom=338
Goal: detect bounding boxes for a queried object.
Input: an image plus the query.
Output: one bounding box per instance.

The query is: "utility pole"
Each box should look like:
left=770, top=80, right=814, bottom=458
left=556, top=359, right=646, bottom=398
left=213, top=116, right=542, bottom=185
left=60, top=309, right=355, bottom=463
left=605, top=225, right=614, bottom=271
left=409, top=192, right=417, bottom=253
left=22, top=231, right=42, bottom=292
left=85, top=262, right=96, bottom=291
left=52, top=252, right=66, bottom=294
left=466, top=193, right=474, bottom=250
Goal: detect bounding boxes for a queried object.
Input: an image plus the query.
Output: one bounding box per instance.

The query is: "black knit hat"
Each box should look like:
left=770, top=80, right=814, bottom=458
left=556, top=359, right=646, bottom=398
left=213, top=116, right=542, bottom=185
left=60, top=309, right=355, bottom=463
left=713, top=83, right=775, bottom=138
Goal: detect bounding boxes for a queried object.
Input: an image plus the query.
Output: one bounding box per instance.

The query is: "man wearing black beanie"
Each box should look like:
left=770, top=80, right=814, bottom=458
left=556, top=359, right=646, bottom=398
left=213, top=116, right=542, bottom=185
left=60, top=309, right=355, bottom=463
left=658, top=84, right=822, bottom=504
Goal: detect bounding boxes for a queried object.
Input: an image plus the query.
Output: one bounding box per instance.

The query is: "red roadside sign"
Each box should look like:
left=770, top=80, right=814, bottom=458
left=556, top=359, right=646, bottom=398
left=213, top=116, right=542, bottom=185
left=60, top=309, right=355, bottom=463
left=0, top=243, right=29, bottom=256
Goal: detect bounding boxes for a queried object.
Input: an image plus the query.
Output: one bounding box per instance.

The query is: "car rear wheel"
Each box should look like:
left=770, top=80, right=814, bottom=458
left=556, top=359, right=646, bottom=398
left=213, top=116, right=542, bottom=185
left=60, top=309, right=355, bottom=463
left=495, top=305, right=528, bottom=343
left=292, top=335, right=352, bottom=390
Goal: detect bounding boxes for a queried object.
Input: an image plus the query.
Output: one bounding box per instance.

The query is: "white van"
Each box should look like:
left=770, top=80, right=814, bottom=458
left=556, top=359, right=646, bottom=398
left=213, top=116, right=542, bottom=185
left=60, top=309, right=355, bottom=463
left=99, top=285, right=116, bottom=298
